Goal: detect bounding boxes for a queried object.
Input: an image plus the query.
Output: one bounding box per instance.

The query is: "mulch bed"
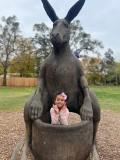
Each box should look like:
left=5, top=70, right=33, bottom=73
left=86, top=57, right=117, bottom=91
left=0, top=111, right=120, bottom=160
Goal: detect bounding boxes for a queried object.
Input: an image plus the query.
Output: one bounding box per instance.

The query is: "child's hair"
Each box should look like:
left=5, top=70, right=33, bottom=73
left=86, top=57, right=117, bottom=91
left=54, top=92, right=67, bottom=102
left=59, top=92, right=67, bottom=100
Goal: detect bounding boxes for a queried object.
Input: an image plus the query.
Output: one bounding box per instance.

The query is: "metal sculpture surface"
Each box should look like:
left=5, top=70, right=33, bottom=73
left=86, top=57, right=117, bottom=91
left=23, top=0, right=101, bottom=159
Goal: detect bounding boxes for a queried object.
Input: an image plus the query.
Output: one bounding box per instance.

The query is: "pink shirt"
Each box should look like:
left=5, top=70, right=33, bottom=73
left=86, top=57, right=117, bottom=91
left=50, top=104, right=69, bottom=125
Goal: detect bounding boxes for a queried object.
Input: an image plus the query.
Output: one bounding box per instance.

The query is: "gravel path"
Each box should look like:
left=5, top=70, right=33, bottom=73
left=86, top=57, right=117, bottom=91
left=0, top=111, right=120, bottom=160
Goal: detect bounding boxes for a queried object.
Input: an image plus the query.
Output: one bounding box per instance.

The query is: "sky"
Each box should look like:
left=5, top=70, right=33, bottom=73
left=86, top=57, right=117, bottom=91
left=0, top=0, right=120, bottom=61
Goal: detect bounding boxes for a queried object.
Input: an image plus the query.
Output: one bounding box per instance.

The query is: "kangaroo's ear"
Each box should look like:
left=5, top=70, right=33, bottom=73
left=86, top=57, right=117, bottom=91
left=65, top=0, right=85, bottom=23
left=41, top=0, right=59, bottom=22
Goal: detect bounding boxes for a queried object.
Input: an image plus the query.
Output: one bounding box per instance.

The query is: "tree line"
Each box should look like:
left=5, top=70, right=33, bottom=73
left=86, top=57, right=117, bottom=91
left=0, top=15, right=120, bottom=86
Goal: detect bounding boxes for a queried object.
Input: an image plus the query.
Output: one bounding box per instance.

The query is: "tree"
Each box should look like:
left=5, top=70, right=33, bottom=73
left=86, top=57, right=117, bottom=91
left=33, top=23, right=51, bottom=74
left=0, top=16, right=20, bottom=86
left=0, top=63, right=3, bottom=75
left=101, top=48, right=115, bottom=84
left=113, top=62, right=120, bottom=85
left=70, top=20, right=104, bottom=58
left=10, top=37, right=36, bottom=77
left=81, top=57, right=102, bottom=85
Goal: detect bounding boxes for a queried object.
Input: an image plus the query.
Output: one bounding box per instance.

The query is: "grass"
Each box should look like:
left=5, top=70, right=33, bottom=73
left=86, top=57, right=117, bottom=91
left=91, top=86, right=120, bottom=112
left=0, top=87, right=36, bottom=111
left=0, top=86, right=120, bottom=112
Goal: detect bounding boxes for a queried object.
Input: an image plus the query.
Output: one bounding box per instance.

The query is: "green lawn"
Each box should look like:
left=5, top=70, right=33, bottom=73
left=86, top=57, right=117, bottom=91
left=0, top=86, right=120, bottom=112
left=91, top=86, right=120, bottom=112
left=0, top=87, right=36, bottom=111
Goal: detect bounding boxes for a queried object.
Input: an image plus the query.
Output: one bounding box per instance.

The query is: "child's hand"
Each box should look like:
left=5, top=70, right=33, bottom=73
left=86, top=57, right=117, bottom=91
left=53, top=104, right=59, bottom=114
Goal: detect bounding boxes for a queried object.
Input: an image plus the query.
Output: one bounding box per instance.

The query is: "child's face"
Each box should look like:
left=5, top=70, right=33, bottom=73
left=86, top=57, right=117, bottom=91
left=55, top=95, right=65, bottom=109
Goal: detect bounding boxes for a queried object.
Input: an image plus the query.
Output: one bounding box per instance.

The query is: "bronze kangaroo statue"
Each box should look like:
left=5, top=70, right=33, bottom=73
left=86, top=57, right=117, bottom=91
left=23, top=0, right=100, bottom=159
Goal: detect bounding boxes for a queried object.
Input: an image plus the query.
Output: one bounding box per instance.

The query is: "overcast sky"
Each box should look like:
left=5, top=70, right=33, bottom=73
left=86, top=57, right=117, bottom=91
left=0, top=0, right=120, bottom=61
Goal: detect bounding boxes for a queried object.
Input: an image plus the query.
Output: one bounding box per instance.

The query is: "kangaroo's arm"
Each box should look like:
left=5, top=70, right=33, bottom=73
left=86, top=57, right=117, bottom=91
left=80, top=75, right=90, bottom=98
left=77, top=62, right=93, bottom=121
left=80, top=75, right=93, bottom=121
left=24, top=62, right=47, bottom=122
left=77, top=61, right=90, bottom=98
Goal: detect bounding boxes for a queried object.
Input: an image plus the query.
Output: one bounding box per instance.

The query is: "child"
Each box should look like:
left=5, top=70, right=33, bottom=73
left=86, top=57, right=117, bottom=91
left=50, top=92, right=69, bottom=125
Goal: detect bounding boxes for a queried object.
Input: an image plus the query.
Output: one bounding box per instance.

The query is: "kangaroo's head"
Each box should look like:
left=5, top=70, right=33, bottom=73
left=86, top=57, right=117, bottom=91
left=41, top=0, right=85, bottom=47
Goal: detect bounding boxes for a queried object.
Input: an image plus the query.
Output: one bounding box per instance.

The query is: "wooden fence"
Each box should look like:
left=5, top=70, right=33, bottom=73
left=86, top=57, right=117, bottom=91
left=0, top=77, right=38, bottom=87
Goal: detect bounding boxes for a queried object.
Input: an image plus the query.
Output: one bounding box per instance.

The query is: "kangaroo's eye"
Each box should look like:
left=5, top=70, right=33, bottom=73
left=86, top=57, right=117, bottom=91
left=64, top=22, right=69, bottom=28
left=53, top=22, right=57, bottom=27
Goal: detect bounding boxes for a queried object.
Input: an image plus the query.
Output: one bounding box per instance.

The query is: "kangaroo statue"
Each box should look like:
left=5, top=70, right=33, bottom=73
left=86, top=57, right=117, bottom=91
left=23, top=0, right=100, bottom=160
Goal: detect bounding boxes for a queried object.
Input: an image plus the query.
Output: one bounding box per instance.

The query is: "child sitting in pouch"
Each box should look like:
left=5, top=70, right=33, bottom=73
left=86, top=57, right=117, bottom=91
left=50, top=92, right=69, bottom=125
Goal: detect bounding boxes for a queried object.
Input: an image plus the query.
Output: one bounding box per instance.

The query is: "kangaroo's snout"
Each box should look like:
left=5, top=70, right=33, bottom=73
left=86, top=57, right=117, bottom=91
left=51, top=32, right=62, bottom=45
left=51, top=32, right=60, bottom=39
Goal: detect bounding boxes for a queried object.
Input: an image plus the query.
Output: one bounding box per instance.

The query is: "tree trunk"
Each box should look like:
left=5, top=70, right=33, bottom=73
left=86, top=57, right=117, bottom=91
left=115, top=73, right=118, bottom=85
left=3, top=67, right=7, bottom=86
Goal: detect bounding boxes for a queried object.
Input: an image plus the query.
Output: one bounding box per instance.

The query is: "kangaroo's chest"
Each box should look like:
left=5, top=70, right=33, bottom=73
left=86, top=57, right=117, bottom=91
left=46, top=59, right=78, bottom=87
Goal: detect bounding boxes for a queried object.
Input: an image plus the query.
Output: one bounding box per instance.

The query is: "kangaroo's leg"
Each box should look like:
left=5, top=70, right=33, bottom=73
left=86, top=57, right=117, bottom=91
left=89, top=91, right=101, bottom=160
